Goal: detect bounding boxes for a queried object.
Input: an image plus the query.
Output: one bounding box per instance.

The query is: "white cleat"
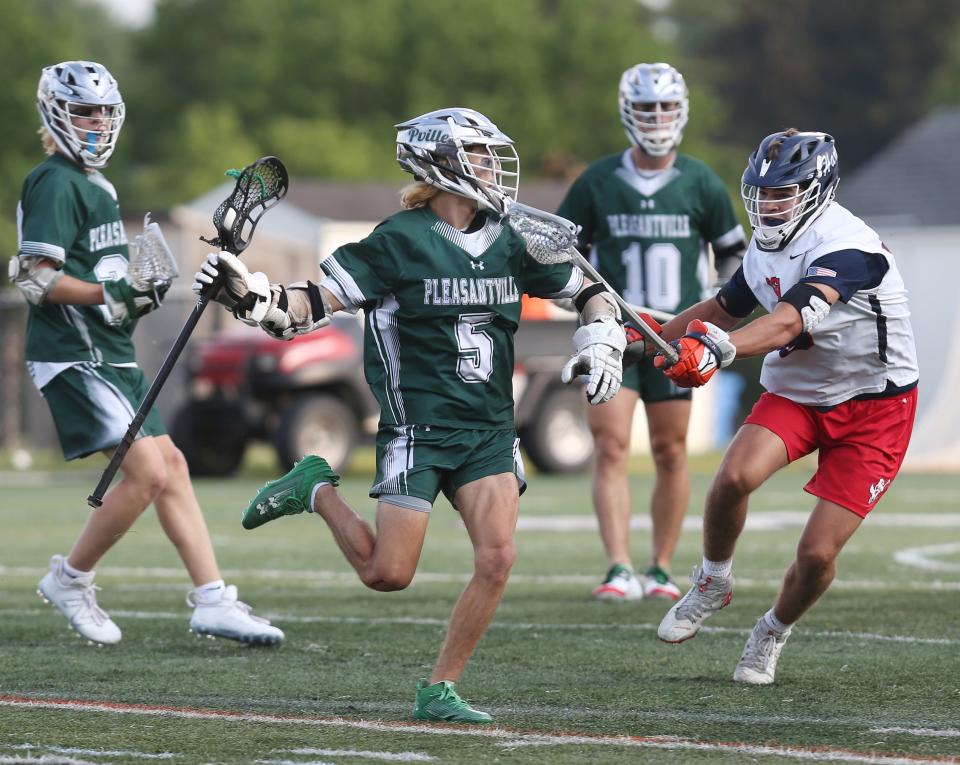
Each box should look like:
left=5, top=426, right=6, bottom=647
left=657, top=567, right=733, bottom=643
left=591, top=564, right=643, bottom=602
left=642, top=566, right=682, bottom=601
left=187, top=585, right=284, bottom=646
left=733, top=617, right=791, bottom=685
left=37, top=555, right=121, bottom=645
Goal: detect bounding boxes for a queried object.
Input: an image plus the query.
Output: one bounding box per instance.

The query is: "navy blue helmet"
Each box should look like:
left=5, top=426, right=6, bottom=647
left=740, top=130, right=839, bottom=251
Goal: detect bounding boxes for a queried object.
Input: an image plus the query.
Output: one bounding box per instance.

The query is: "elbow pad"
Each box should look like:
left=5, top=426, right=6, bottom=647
left=8, top=256, right=62, bottom=305
left=780, top=283, right=831, bottom=333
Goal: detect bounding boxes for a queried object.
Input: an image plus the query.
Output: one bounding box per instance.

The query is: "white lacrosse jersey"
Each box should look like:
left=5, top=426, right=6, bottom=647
left=740, top=202, right=918, bottom=406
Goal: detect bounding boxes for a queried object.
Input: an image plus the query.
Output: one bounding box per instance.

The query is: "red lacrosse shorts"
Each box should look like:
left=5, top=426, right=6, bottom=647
left=744, top=388, right=918, bottom=517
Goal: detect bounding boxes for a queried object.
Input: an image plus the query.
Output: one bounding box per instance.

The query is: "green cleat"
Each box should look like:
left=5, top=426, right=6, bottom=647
left=412, top=679, right=492, bottom=724
left=241, top=456, right=340, bottom=530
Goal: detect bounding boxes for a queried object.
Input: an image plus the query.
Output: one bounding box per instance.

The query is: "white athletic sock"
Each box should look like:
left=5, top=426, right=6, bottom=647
left=192, top=579, right=225, bottom=605
left=62, top=558, right=93, bottom=580
left=309, top=481, right=332, bottom=513
left=762, top=608, right=793, bottom=636
left=701, top=557, right=733, bottom=578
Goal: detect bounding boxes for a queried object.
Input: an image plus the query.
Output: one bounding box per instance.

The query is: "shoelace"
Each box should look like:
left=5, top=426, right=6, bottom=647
left=78, top=584, right=110, bottom=626
left=744, top=629, right=783, bottom=669
left=435, top=683, right=467, bottom=708
left=674, top=567, right=724, bottom=622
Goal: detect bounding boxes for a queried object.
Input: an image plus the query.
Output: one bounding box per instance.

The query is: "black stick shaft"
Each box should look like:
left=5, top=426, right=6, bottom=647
left=86, top=293, right=213, bottom=507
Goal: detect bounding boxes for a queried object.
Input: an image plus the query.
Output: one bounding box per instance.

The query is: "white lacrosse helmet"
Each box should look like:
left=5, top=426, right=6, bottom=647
left=618, top=63, right=689, bottom=157
left=395, top=107, right=520, bottom=215
left=37, top=60, right=125, bottom=168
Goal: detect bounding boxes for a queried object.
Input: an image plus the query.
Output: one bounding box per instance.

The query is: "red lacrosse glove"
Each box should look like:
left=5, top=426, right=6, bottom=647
left=623, top=312, right=663, bottom=367
left=653, top=319, right=735, bottom=388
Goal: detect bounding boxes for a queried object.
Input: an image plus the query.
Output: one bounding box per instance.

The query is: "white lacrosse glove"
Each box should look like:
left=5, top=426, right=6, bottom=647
left=560, top=316, right=627, bottom=405
left=192, top=251, right=271, bottom=321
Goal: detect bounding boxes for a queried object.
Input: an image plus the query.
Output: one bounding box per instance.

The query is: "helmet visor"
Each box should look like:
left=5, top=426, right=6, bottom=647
left=51, top=100, right=125, bottom=165
left=741, top=182, right=819, bottom=249
left=622, top=100, right=687, bottom=156
left=459, top=142, right=519, bottom=211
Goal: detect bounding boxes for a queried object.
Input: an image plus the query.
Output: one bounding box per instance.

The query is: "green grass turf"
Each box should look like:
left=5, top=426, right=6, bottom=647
left=1, top=453, right=958, bottom=764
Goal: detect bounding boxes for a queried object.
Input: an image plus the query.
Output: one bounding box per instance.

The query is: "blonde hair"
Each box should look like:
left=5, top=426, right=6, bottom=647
left=399, top=180, right=440, bottom=209
left=39, top=126, right=57, bottom=156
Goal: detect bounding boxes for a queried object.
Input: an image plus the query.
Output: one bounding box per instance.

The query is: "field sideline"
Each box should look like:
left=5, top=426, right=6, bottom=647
left=0, top=460, right=958, bottom=764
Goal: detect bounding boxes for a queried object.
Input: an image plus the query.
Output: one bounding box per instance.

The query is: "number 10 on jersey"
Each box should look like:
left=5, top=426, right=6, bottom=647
left=620, top=242, right=681, bottom=311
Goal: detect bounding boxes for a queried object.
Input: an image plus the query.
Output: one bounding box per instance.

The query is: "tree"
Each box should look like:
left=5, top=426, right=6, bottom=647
left=0, top=0, right=127, bottom=268
left=669, top=0, right=960, bottom=169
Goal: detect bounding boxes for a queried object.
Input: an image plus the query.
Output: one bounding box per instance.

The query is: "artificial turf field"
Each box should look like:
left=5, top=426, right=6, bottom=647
left=1, top=454, right=958, bottom=765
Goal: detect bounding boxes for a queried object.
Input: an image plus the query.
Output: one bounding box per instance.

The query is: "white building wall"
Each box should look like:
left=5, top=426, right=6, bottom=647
left=870, top=224, right=960, bottom=470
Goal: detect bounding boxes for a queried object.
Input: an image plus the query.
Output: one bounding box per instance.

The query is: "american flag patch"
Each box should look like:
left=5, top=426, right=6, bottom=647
left=805, top=266, right=837, bottom=278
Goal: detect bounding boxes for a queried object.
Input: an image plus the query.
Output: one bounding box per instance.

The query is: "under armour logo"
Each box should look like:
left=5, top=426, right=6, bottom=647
left=257, top=497, right=279, bottom=514
left=868, top=477, right=889, bottom=505
left=639, top=199, right=655, bottom=210
left=471, top=260, right=485, bottom=271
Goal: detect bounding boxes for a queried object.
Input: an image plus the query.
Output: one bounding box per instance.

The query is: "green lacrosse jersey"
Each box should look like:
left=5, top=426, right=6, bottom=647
left=18, top=154, right=134, bottom=365
left=320, top=206, right=583, bottom=429
left=557, top=150, right=743, bottom=314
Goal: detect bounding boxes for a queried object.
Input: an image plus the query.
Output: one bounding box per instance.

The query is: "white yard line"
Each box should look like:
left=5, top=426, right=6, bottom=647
left=515, top=512, right=960, bottom=531
left=269, top=750, right=434, bottom=761
left=3, top=607, right=958, bottom=646
left=4, top=745, right=171, bottom=760
left=0, top=756, right=99, bottom=765
left=870, top=728, right=960, bottom=738
left=894, top=543, right=960, bottom=572
left=2, top=566, right=958, bottom=591
left=0, top=697, right=954, bottom=765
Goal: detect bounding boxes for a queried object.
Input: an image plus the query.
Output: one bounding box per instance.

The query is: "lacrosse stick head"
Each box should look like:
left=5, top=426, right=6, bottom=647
left=127, top=213, right=179, bottom=291
left=503, top=202, right=580, bottom=265
left=200, top=156, right=288, bottom=254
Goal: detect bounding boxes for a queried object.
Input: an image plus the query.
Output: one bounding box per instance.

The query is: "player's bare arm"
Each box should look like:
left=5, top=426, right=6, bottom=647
left=12, top=256, right=162, bottom=329
left=659, top=294, right=739, bottom=341
left=729, top=281, right=838, bottom=358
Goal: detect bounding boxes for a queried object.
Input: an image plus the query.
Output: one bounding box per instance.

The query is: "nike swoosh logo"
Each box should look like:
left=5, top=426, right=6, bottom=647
left=789, top=253, right=804, bottom=259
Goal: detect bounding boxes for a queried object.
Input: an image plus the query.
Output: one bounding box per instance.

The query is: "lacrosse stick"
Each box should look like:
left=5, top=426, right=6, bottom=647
left=128, top=213, right=179, bottom=294
left=505, top=202, right=679, bottom=364
left=88, top=157, right=289, bottom=507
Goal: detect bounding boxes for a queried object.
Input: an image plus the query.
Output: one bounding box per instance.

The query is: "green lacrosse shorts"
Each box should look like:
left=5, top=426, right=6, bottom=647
left=41, top=363, right=167, bottom=461
left=623, top=354, right=693, bottom=403
left=369, top=424, right=526, bottom=511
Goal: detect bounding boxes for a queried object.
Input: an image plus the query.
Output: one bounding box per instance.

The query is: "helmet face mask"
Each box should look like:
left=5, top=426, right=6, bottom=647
left=619, top=63, right=689, bottom=157
left=741, top=131, right=839, bottom=251
left=396, top=107, right=519, bottom=215
left=38, top=61, right=125, bottom=169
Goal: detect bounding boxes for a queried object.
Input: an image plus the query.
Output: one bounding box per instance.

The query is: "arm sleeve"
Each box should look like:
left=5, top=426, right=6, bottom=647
left=715, top=265, right=759, bottom=318
left=555, top=174, right=596, bottom=251
left=798, top=250, right=890, bottom=302
left=18, top=173, right=83, bottom=264
left=319, top=228, right=400, bottom=311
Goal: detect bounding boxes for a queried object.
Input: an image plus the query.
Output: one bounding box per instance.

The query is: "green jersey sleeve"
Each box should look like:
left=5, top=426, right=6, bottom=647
left=18, top=169, right=83, bottom=264
left=700, top=168, right=742, bottom=247
left=520, top=254, right=584, bottom=299
left=556, top=174, right=598, bottom=251
left=320, top=228, right=400, bottom=310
